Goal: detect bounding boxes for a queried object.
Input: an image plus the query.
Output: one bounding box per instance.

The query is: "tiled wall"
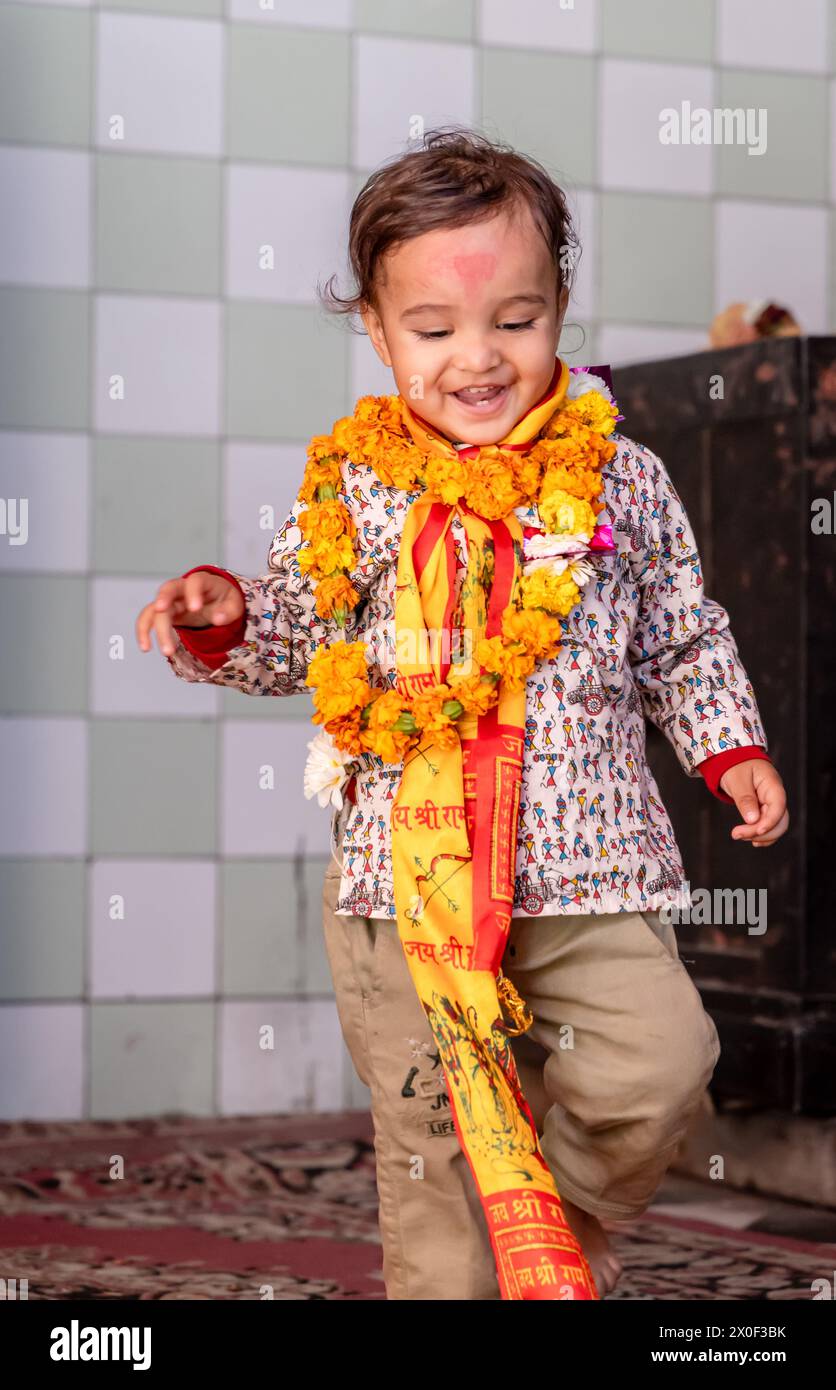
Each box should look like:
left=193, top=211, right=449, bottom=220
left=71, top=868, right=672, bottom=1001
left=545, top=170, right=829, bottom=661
left=0, top=0, right=832, bottom=1120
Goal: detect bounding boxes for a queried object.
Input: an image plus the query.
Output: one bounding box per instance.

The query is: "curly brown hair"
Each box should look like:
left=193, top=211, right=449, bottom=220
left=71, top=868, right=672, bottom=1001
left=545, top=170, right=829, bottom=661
left=318, top=125, right=581, bottom=332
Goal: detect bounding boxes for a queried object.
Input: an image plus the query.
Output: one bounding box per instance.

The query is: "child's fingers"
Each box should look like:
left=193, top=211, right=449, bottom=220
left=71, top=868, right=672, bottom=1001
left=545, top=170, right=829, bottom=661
left=153, top=605, right=179, bottom=657
left=751, top=808, right=790, bottom=847
left=730, top=791, right=763, bottom=840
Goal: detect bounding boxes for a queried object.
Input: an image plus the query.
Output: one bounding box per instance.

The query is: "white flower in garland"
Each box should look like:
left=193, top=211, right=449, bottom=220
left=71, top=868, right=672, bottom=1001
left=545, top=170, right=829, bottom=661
left=303, top=729, right=357, bottom=809
left=566, top=368, right=614, bottom=404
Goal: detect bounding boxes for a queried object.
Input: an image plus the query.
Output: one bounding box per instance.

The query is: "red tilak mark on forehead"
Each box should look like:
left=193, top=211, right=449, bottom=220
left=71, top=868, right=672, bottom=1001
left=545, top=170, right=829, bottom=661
left=449, top=252, right=498, bottom=290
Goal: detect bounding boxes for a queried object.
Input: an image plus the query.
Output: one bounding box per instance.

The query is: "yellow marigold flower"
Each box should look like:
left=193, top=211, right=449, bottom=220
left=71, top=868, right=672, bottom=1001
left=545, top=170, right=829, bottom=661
left=298, top=533, right=356, bottom=577
left=538, top=488, right=597, bottom=538
left=299, top=454, right=343, bottom=505
left=463, top=454, right=520, bottom=519
left=423, top=455, right=468, bottom=505
left=541, top=464, right=604, bottom=507
left=519, top=568, right=581, bottom=618
left=563, top=390, right=618, bottom=437
left=298, top=498, right=354, bottom=544
left=314, top=574, right=360, bottom=620
left=501, top=607, right=564, bottom=657
left=447, top=672, right=500, bottom=716
left=474, top=635, right=535, bottom=691
left=306, top=641, right=369, bottom=716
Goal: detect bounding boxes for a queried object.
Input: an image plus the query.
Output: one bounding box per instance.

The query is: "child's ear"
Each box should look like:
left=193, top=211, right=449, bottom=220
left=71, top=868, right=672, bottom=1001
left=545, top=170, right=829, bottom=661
left=360, top=303, right=392, bottom=368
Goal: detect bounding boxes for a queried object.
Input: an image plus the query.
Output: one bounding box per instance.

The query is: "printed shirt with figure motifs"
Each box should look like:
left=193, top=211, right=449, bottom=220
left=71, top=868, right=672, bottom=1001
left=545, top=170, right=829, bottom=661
left=166, top=428, right=771, bottom=921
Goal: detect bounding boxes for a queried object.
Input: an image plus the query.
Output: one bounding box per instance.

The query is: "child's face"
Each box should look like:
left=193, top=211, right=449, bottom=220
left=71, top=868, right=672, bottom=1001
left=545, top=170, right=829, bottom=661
left=361, top=201, right=568, bottom=444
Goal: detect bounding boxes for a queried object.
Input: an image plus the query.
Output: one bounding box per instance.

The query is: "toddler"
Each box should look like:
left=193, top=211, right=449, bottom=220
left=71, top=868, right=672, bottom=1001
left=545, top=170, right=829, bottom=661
left=136, top=128, right=789, bottom=1301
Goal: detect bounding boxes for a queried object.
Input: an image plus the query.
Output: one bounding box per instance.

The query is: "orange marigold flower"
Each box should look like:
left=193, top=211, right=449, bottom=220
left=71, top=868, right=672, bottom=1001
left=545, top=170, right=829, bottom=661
left=318, top=706, right=367, bottom=756
left=424, top=455, right=468, bottom=505
left=410, top=682, right=460, bottom=749
left=360, top=688, right=416, bottom=763
left=298, top=533, right=356, bottom=577
left=463, top=454, right=520, bottom=519
left=501, top=606, right=564, bottom=657
left=315, top=574, right=360, bottom=620
left=298, top=498, right=355, bottom=544
left=446, top=672, right=500, bottom=716
left=474, top=634, right=535, bottom=691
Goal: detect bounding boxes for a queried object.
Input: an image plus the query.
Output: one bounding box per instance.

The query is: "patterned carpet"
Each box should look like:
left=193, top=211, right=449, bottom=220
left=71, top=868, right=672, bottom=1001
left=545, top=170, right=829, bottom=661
left=0, top=1113, right=831, bottom=1300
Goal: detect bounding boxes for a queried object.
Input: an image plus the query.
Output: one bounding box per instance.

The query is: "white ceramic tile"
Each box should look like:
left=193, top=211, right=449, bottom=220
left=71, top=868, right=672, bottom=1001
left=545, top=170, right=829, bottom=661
left=0, top=1004, right=84, bottom=1120
left=90, top=859, right=216, bottom=998
left=228, top=0, right=353, bottom=26
left=0, top=433, right=89, bottom=572
left=479, top=0, right=598, bottom=52
left=222, top=443, right=305, bottom=575
left=219, top=997, right=344, bottom=1114
left=717, top=0, right=829, bottom=74
left=600, top=59, right=715, bottom=195
left=220, top=721, right=332, bottom=857
left=0, top=719, right=87, bottom=855
left=353, top=35, right=476, bottom=171
left=96, top=12, right=224, bottom=156
left=715, top=199, right=828, bottom=333
left=597, top=323, right=710, bottom=367
left=90, top=576, right=221, bottom=716
left=0, top=148, right=90, bottom=287
left=94, top=294, right=222, bottom=437
left=226, top=164, right=353, bottom=303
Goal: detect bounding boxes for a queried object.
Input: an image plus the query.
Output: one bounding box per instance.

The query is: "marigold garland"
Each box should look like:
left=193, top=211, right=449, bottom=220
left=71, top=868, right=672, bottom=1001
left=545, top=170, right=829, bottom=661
left=301, top=379, right=619, bottom=763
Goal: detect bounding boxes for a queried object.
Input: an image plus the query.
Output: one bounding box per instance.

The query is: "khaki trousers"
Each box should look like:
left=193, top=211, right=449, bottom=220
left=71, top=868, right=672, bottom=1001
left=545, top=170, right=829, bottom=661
left=321, top=858, right=721, bottom=1301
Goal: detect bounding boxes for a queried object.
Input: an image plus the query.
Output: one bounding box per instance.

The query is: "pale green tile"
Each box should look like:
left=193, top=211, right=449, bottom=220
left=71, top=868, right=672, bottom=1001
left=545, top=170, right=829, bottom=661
left=601, top=0, right=714, bottom=63
left=226, top=303, right=349, bottom=439
left=106, top=0, right=223, bottom=14
left=0, top=4, right=92, bottom=146
left=716, top=70, right=829, bottom=203
left=96, top=153, right=222, bottom=295
left=0, top=288, right=89, bottom=431
left=480, top=49, right=596, bottom=186
left=302, top=857, right=335, bottom=995
left=90, top=720, right=217, bottom=855
left=0, top=862, right=85, bottom=1000
left=219, top=689, right=314, bottom=719
left=600, top=191, right=712, bottom=325
left=221, top=856, right=330, bottom=995
left=94, top=438, right=221, bottom=574
left=221, top=860, right=299, bottom=995
left=227, top=25, right=350, bottom=164
left=0, top=577, right=88, bottom=716
left=91, top=1001, right=215, bottom=1118
left=356, top=0, right=474, bottom=40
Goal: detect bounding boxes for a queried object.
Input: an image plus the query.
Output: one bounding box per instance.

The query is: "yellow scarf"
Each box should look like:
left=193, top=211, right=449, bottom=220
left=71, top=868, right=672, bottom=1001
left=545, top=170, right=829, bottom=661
left=391, top=359, right=599, bottom=1300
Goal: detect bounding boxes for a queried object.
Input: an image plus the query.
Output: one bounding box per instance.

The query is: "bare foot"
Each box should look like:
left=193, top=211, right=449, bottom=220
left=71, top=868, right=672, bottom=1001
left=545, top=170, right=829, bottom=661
left=561, top=1195, right=623, bottom=1296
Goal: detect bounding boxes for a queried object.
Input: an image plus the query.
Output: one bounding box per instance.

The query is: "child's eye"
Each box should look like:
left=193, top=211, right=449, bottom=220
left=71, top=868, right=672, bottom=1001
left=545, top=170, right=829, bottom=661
left=413, top=319, right=537, bottom=342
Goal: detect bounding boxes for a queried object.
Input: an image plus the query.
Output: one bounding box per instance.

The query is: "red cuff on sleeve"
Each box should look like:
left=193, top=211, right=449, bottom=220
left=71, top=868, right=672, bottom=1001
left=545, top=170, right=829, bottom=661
left=697, top=745, right=771, bottom=804
left=173, top=565, right=247, bottom=670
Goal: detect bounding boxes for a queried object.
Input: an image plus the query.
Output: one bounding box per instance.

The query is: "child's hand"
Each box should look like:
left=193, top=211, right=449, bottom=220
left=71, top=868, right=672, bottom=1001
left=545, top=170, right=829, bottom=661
left=135, top=572, right=245, bottom=658
left=721, top=760, right=789, bottom=847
